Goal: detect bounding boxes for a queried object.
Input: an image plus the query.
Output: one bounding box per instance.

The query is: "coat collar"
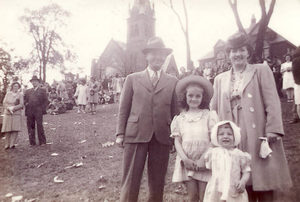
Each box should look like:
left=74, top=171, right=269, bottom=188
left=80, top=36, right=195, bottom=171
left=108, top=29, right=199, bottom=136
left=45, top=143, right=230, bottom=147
left=240, top=64, right=256, bottom=93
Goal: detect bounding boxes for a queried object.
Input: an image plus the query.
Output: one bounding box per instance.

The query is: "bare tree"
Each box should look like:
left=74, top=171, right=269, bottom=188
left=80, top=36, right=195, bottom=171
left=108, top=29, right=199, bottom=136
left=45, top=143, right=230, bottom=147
left=20, top=4, right=77, bottom=82
left=164, top=0, right=192, bottom=70
left=228, top=0, right=276, bottom=63
left=228, top=0, right=247, bottom=34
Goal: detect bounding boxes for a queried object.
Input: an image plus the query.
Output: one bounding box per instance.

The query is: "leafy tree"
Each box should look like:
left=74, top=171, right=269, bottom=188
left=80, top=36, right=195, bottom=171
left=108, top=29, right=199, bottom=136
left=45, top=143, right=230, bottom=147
left=19, top=4, right=77, bottom=83
left=0, top=46, right=14, bottom=101
left=228, top=0, right=276, bottom=63
left=164, top=0, right=192, bottom=70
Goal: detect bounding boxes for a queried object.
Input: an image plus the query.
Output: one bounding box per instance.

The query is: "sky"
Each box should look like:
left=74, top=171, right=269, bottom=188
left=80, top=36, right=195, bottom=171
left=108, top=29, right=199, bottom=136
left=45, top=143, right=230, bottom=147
left=0, top=0, right=300, bottom=84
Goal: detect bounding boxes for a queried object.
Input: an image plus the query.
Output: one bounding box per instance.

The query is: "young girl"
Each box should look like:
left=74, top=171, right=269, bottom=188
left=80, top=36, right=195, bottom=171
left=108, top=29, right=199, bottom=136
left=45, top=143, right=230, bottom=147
left=204, top=121, right=251, bottom=202
left=74, top=79, right=89, bottom=114
left=171, top=75, right=219, bottom=202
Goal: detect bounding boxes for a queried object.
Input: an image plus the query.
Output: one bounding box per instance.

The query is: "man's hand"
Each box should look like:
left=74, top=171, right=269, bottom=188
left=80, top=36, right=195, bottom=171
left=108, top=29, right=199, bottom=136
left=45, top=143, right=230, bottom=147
left=116, top=134, right=125, bottom=148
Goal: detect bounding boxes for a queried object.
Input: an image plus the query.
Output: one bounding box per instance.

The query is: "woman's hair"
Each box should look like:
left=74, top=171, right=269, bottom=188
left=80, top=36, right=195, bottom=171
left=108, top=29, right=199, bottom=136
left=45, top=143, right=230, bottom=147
left=10, top=82, right=21, bottom=90
left=178, top=84, right=210, bottom=110
left=284, top=53, right=293, bottom=61
left=225, top=43, right=253, bottom=58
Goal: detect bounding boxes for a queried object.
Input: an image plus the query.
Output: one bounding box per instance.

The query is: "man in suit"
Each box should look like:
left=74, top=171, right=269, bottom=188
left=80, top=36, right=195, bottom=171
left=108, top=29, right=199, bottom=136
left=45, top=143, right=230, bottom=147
left=115, top=36, right=180, bottom=202
left=24, top=76, right=49, bottom=146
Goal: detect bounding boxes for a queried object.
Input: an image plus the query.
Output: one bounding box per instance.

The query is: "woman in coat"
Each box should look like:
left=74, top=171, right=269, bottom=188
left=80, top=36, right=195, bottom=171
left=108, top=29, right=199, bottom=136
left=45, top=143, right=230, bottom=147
left=1, top=82, right=24, bottom=149
left=210, top=33, right=292, bottom=202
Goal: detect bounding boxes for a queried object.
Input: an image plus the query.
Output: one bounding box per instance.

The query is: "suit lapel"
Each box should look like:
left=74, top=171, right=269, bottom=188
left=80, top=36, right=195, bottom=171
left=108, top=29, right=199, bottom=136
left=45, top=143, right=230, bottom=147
left=240, top=64, right=256, bottom=93
left=155, top=71, right=169, bottom=94
left=138, top=69, right=153, bottom=92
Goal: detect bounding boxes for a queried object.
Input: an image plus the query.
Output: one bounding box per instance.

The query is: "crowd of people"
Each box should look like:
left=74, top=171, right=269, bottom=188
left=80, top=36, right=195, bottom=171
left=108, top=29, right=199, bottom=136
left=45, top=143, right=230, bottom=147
left=0, top=33, right=298, bottom=202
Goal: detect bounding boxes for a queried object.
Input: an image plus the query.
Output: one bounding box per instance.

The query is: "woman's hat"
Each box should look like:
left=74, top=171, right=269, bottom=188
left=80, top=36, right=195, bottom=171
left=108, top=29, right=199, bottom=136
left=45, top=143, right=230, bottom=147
left=226, top=33, right=250, bottom=49
left=30, top=75, right=40, bottom=82
left=210, top=121, right=241, bottom=147
left=142, top=36, right=173, bottom=55
left=175, top=75, right=213, bottom=100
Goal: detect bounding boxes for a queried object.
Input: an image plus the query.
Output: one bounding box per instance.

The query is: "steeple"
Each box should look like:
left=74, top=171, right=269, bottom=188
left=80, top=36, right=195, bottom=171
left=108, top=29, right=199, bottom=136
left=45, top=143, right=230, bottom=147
left=126, top=0, right=156, bottom=72
left=130, top=0, right=154, bottom=16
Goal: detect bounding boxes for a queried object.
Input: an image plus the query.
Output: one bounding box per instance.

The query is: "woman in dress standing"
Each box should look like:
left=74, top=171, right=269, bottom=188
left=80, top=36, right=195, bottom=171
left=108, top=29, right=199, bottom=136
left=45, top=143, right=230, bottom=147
left=210, top=33, right=292, bottom=201
left=2, top=82, right=24, bottom=149
left=281, top=54, right=295, bottom=102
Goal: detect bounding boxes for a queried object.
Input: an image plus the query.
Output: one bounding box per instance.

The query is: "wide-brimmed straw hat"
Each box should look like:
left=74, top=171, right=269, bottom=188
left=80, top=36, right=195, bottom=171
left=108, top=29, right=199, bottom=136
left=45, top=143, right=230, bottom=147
left=175, top=75, right=213, bottom=100
left=30, top=75, right=40, bottom=83
left=142, top=36, right=173, bottom=55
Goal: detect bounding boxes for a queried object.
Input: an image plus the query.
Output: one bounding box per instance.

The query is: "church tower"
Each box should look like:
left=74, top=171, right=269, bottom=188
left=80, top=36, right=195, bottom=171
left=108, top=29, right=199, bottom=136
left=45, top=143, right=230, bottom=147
left=126, top=0, right=155, bottom=73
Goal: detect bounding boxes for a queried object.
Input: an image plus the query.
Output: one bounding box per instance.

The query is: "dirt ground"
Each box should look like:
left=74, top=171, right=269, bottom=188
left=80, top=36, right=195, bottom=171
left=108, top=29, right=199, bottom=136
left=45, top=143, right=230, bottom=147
left=0, top=99, right=299, bottom=202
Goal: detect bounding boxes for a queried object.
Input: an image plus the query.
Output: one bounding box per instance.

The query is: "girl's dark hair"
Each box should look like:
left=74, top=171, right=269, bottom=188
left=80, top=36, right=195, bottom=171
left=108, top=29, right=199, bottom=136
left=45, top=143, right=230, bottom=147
left=178, top=84, right=210, bottom=110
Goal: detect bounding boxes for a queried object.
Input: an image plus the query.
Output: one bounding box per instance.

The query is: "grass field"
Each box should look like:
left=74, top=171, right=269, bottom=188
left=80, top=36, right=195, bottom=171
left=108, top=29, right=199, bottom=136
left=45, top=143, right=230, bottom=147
left=0, top=99, right=299, bottom=202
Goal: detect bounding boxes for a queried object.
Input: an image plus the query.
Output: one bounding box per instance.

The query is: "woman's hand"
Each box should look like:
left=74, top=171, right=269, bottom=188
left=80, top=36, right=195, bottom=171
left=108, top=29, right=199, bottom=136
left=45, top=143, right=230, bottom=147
left=266, top=132, right=281, bottom=143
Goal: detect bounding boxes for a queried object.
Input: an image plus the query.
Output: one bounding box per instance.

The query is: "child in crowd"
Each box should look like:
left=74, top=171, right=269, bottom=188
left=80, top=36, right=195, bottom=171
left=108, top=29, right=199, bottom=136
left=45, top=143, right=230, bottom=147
left=47, top=97, right=66, bottom=115
left=171, top=75, right=219, bottom=201
left=48, top=87, right=59, bottom=102
left=74, top=79, right=89, bottom=114
left=204, top=121, right=251, bottom=202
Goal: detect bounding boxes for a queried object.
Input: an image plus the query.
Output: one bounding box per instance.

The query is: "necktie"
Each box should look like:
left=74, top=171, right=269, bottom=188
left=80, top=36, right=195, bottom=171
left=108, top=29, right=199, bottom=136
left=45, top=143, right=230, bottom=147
left=151, top=71, right=159, bottom=86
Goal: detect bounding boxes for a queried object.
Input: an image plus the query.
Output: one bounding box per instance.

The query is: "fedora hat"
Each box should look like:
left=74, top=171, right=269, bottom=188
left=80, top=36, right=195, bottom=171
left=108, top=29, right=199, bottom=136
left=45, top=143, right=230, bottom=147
left=176, top=75, right=214, bottom=100
left=30, top=75, right=40, bottom=82
left=142, top=36, right=173, bottom=55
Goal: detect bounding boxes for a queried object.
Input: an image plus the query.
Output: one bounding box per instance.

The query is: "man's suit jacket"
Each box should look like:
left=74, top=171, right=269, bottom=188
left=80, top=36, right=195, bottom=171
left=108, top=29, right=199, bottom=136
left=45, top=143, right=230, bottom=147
left=24, top=87, right=49, bottom=116
left=116, top=69, right=180, bottom=145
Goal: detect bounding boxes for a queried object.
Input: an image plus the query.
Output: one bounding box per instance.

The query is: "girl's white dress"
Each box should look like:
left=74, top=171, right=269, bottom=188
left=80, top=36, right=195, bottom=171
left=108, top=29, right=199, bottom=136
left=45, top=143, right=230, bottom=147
left=281, top=62, right=295, bottom=89
left=204, top=147, right=251, bottom=202
left=74, top=84, right=89, bottom=105
left=171, top=109, right=218, bottom=182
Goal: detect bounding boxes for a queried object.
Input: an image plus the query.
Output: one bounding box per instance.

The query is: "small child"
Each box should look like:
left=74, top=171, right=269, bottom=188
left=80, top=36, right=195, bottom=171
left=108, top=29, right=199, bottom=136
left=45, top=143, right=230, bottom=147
left=171, top=75, right=219, bottom=201
left=204, top=121, right=251, bottom=202
left=74, top=79, right=89, bottom=114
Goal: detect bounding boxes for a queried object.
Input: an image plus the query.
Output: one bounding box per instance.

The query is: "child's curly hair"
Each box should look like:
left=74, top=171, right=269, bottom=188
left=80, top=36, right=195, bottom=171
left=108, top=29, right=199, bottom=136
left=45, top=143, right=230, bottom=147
left=178, top=84, right=210, bottom=110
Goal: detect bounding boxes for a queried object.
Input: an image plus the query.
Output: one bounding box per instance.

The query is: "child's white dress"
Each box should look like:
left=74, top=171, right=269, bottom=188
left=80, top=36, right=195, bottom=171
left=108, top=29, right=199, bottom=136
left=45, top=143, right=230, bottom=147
left=204, top=147, right=251, bottom=202
left=171, top=109, right=218, bottom=182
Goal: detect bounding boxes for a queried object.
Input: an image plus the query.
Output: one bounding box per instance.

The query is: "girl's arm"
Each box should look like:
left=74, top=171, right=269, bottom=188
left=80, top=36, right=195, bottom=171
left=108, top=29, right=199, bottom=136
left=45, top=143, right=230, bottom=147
left=236, top=172, right=250, bottom=193
left=174, top=136, right=196, bottom=170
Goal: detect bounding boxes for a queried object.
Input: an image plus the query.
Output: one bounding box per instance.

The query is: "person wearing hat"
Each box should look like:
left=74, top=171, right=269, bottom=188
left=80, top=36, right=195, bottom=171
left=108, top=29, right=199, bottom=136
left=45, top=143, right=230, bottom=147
left=2, top=82, right=24, bottom=149
left=115, top=36, right=180, bottom=202
left=170, top=75, right=218, bottom=201
left=210, top=32, right=292, bottom=201
left=24, top=75, right=49, bottom=146
left=281, top=53, right=295, bottom=102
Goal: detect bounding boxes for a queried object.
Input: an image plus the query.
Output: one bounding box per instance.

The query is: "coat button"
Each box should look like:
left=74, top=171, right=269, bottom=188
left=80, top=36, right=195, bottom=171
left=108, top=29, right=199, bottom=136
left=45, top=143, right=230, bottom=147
left=248, top=93, right=252, bottom=98
left=252, top=123, right=256, bottom=128
left=249, top=107, right=254, bottom=112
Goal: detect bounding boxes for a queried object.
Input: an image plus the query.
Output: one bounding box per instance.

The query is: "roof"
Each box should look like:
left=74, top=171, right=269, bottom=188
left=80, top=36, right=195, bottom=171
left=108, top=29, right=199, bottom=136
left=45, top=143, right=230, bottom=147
left=198, top=50, right=214, bottom=61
